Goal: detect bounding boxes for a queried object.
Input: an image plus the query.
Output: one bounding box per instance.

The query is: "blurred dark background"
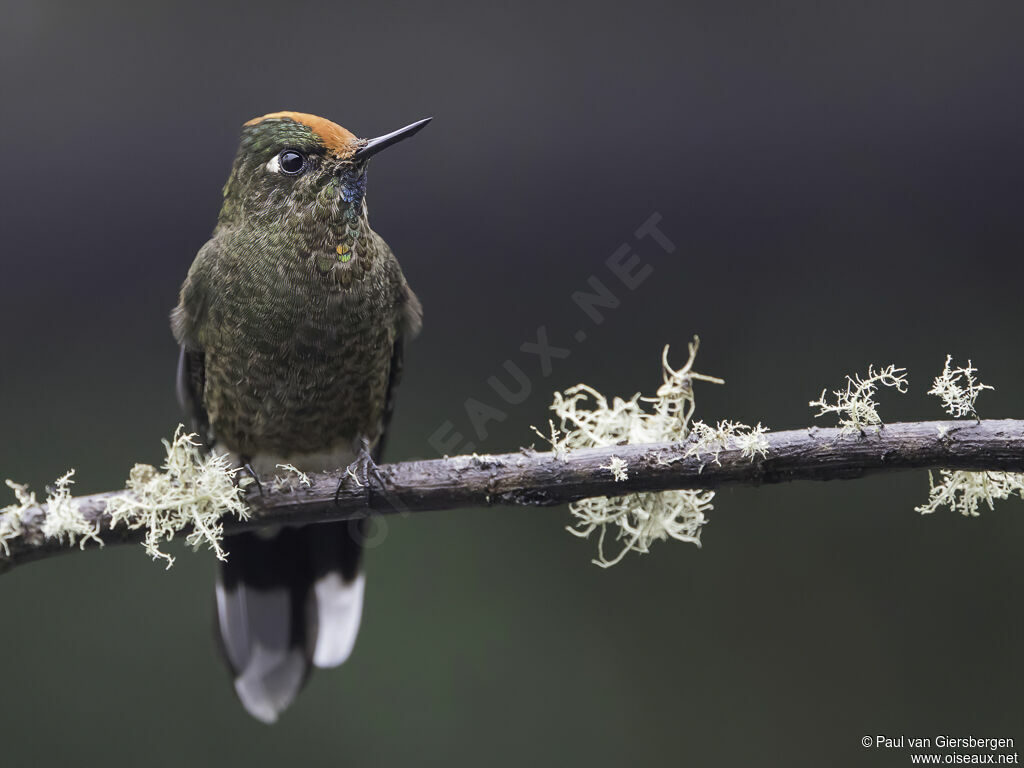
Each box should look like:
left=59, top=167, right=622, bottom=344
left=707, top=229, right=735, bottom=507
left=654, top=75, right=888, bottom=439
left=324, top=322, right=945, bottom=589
left=1, top=1, right=1022, bottom=765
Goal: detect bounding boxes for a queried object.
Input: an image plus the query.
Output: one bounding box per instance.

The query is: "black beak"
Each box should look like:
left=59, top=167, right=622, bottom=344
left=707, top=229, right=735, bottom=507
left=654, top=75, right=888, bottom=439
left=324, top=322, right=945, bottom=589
left=353, top=117, right=432, bottom=161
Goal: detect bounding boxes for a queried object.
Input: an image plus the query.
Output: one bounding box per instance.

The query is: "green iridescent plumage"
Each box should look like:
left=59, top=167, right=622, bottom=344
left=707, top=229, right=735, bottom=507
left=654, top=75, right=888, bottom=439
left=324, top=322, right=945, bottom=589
left=172, top=115, right=421, bottom=460
left=170, top=111, right=427, bottom=724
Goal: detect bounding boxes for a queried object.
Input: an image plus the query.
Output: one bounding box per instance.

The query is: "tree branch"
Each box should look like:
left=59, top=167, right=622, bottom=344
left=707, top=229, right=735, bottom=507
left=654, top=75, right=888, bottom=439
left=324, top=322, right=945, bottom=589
left=3, top=418, right=1024, bottom=572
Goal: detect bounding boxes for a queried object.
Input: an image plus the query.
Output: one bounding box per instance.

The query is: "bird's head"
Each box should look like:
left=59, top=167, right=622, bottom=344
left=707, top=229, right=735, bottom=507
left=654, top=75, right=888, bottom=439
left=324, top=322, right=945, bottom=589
left=218, top=111, right=431, bottom=229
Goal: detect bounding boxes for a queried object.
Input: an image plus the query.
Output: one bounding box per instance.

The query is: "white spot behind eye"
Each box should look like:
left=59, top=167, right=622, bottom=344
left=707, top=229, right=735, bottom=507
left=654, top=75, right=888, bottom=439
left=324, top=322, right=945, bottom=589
left=266, top=154, right=281, bottom=173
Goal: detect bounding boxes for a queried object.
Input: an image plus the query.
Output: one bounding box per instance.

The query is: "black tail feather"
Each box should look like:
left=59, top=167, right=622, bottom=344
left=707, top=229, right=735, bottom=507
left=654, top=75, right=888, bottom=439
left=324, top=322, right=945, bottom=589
left=215, top=522, right=363, bottom=723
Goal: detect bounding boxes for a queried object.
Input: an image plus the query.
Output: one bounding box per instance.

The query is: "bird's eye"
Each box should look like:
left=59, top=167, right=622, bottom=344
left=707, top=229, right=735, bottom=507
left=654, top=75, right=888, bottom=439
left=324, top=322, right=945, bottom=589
left=277, top=149, right=307, bottom=175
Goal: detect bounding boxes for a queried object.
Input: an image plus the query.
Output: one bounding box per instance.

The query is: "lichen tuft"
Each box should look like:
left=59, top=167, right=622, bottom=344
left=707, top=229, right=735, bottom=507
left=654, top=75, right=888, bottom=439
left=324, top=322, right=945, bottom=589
left=927, top=355, right=993, bottom=419
left=687, top=420, right=770, bottom=466
left=601, top=456, right=629, bottom=482
left=0, top=480, right=34, bottom=556
left=916, top=470, right=1024, bottom=517
left=1, top=472, right=102, bottom=553
left=810, top=364, right=908, bottom=433
left=41, top=470, right=102, bottom=549
left=105, top=426, right=249, bottom=568
left=273, top=463, right=312, bottom=492
left=537, top=336, right=743, bottom=567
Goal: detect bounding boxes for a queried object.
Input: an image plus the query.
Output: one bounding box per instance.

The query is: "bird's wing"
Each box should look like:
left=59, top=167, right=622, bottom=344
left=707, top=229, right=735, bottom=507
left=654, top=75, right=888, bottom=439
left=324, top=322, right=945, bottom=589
left=371, top=334, right=405, bottom=463
left=373, top=282, right=422, bottom=462
left=176, top=345, right=211, bottom=445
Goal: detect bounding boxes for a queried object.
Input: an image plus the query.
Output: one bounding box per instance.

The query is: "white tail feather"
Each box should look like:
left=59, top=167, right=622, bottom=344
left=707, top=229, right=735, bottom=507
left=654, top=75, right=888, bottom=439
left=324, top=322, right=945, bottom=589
left=313, top=570, right=365, bottom=668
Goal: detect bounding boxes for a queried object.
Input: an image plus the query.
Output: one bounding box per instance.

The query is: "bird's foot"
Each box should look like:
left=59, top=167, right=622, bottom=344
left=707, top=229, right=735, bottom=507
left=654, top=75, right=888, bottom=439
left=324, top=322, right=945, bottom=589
left=335, top=439, right=384, bottom=505
left=240, top=461, right=264, bottom=497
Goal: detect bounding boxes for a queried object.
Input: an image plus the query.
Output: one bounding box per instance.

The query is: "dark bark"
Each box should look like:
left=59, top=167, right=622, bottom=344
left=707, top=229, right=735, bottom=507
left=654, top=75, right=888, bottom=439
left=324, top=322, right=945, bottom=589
left=3, top=419, right=1023, bottom=573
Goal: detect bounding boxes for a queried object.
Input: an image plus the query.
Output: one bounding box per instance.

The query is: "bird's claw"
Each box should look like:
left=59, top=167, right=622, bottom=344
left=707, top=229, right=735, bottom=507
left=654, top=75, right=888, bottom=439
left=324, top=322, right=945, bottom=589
left=241, top=462, right=264, bottom=497
left=335, top=441, right=384, bottom=505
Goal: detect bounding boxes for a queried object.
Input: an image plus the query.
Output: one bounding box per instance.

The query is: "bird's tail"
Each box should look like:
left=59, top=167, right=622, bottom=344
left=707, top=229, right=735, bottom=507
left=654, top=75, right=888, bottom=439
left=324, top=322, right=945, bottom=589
left=214, top=521, right=365, bottom=723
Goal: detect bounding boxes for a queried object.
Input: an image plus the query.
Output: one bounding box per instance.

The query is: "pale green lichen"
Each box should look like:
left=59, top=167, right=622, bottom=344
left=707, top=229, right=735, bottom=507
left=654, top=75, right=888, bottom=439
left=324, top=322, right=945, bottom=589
left=602, top=456, right=629, bottom=482
left=915, top=357, right=1016, bottom=517
left=1, top=472, right=102, bottom=553
left=687, top=420, right=770, bottom=466
left=0, top=480, right=34, bottom=555
left=535, top=339, right=724, bottom=452
left=537, top=337, right=742, bottom=568
left=41, top=470, right=102, bottom=548
left=810, top=364, right=908, bottom=433
left=916, top=470, right=1024, bottom=517
left=343, top=466, right=363, bottom=487
left=106, top=426, right=249, bottom=568
left=927, top=355, right=992, bottom=419
left=273, top=463, right=312, bottom=492
left=569, top=487, right=717, bottom=568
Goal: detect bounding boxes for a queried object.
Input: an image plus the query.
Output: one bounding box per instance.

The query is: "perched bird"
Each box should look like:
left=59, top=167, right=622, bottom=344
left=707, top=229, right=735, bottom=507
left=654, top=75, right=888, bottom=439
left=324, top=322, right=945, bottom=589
left=171, top=111, right=427, bottom=723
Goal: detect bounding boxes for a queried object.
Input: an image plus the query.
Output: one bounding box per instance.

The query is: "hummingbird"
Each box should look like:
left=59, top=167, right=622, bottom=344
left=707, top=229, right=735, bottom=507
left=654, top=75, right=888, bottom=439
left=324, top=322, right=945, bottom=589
left=171, top=111, right=428, bottom=723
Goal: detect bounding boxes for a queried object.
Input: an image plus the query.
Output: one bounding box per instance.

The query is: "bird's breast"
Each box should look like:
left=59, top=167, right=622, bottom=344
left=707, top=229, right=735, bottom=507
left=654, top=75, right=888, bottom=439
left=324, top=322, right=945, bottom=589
left=201, top=245, right=400, bottom=459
